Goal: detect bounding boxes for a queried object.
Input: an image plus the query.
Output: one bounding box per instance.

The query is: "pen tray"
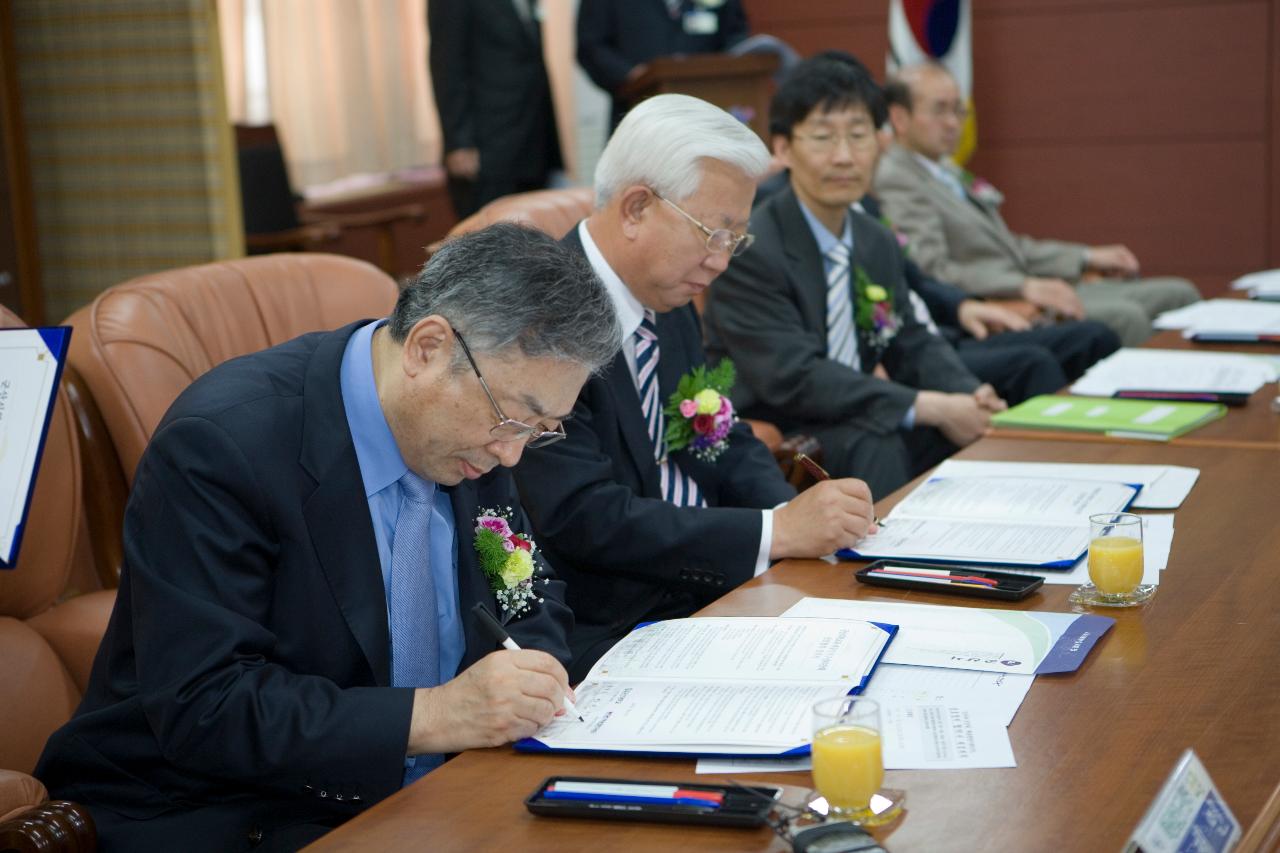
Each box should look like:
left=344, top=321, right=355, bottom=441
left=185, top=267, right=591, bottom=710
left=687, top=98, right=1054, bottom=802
left=526, top=775, right=780, bottom=827
left=856, top=560, right=1043, bottom=600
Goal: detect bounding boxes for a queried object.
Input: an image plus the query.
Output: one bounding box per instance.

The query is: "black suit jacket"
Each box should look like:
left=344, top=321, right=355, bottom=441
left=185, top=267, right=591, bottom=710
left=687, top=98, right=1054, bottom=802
left=36, top=323, right=572, bottom=851
left=703, top=185, right=980, bottom=436
left=577, top=0, right=749, bottom=125
left=514, top=227, right=795, bottom=679
left=429, top=0, right=561, bottom=184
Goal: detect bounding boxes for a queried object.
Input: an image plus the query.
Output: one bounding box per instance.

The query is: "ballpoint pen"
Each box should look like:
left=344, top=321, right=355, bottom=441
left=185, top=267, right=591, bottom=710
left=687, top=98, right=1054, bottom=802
left=470, top=602, right=585, bottom=722
left=793, top=452, right=885, bottom=528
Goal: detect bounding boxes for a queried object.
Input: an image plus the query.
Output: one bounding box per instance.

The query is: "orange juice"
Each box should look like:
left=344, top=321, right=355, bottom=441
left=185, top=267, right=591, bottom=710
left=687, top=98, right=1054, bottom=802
left=812, top=724, right=883, bottom=814
left=1088, top=535, right=1144, bottom=594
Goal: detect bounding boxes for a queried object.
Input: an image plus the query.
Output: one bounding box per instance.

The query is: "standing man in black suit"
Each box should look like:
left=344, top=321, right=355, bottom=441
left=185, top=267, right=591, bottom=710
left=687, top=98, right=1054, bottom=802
left=703, top=58, right=997, bottom=497
left=577, top=0, right=750, bottom=129
left=35, top=225, right=620, bottom=851
left=514, top=94, right=878, bottom=681
left=429, top=0, right=562, bottom=217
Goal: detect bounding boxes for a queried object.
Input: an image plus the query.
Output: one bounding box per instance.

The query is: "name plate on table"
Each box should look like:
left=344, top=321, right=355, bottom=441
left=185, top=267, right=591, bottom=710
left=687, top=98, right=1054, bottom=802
left=1125, top=749, right=1241, bottom=853
left=0, top=327, right=72, bottom=568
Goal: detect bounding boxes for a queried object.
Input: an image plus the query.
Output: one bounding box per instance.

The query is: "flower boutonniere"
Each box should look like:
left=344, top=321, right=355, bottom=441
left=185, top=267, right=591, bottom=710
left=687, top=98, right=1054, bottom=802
left=474, top=507, right=545, bottom=620
left=957, top=167, right=1004, bottom=206
left=854, top=265, right=899, bottom=350
left=663, top=360, right=738, bottom=463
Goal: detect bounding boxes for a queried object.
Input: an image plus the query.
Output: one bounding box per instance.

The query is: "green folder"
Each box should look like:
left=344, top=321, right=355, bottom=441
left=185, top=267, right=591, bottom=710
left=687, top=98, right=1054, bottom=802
left=991, top=395, right=1226, bottom=440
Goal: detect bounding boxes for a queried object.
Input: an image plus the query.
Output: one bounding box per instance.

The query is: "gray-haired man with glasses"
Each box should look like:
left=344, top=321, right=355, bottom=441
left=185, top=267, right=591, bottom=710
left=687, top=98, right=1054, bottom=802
left=36, top=223, right=621, bottom=850
left=515, top=94, right=879, bottom=681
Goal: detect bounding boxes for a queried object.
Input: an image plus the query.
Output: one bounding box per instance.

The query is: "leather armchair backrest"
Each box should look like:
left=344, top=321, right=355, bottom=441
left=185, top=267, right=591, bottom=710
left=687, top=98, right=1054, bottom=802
left=447, top=187, right=595, bottom=243
left=65, top=253, right=398, bottom=485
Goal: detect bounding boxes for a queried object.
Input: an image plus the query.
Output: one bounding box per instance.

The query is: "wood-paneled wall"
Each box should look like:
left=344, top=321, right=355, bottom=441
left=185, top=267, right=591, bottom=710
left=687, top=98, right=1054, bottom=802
left=743, top=0, right=1280, bottom=297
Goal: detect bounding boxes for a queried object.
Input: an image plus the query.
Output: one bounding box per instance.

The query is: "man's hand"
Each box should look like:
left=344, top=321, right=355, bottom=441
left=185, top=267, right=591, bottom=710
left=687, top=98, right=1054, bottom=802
left=408, top=650, right=571, bottom=754
left=771, top=478, right=877, bottom=559
left=1085, top=244, right=1140, bottom=278
left=956, top=300, right=1033, bottom=340
left=444, top=147, right=481, bottom=181
left=914, top=390, right=992, bottom=447
left=972, top=383, right=1007, bottom=414
left=1020, top=277, right=1085, bottom=320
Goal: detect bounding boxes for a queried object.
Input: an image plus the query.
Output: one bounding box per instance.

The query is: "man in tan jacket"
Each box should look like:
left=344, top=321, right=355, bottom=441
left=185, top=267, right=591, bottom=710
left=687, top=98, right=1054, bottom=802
left=874, top=61, right=1199, bottom=346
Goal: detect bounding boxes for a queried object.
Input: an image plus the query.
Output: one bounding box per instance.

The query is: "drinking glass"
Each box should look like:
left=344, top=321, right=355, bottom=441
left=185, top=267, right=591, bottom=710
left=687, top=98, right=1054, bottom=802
left=1070, top=512, right=1156, bottom=607
left=811, top=697, right=886, bottom=823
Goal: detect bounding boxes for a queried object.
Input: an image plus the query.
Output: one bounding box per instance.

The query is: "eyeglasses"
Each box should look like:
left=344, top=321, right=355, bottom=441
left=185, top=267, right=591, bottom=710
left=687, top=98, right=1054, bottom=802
left=453, top=330, right=567, bottom=448
left=791, top=128, right=879, bottom=154
left=920, top=101, right=969, bottom=121
left=655, top=193, right=755, bottom=257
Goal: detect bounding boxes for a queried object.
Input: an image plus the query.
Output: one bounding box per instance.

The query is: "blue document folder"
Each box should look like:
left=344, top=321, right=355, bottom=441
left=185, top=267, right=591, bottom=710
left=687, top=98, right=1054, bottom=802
left=0, top=327, right=72, bottom=569
left=515, top=618, right=898, bottom=759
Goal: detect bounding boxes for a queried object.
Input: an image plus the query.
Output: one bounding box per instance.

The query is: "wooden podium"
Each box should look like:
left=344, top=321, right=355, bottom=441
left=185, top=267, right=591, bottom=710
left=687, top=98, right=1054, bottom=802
left=617, top=53, right=779, bottom=141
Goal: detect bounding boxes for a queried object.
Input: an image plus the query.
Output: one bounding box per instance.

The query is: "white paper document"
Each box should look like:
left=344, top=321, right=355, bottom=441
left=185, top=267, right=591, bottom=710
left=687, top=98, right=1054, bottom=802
left=695, top=704, right=1015, bottom=772
left=985, top=514, right=1174, bottom=586
left=845, top=476, right=1138, bottom=567
left=519, top=617, right=895, bottom=756
left=1231, top=268, right=1280, bottom=300
left=860, top=664, right=1033, bottom=727
left=782, top=598, right=1113, bottom=675
left=931, top=459, right=1198, bottom=510
left=0, top=328, right=69, bottom=566
left=1153, top=298, right=1280, bottom=338
left=1070, top=348, right=1276, bottom=397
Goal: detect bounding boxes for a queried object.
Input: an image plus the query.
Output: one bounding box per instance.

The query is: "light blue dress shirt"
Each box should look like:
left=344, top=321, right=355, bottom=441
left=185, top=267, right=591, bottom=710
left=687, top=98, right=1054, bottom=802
left=796, top=201, right=916, bottom=429
left=338, top=319, right=465, bottom=685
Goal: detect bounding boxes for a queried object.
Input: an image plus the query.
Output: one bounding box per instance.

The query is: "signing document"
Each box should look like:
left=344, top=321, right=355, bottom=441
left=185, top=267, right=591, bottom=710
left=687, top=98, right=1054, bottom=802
left=517, top=617, right=895, bottom=757
left=0, top=327, right=71, bottom=567
left=841, top=476, right=1138, bottom=567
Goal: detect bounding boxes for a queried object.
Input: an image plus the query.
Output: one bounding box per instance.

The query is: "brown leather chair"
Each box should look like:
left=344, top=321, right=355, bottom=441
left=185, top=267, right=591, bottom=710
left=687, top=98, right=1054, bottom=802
left=0, top=308, right=108, bottom=852
left=433, top=188, right=820, bottom=486
left=62, top=254, right=400, bottom=587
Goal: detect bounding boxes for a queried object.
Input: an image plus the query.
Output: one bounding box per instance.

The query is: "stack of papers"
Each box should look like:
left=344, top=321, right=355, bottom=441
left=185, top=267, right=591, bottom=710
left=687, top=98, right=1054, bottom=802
left=1069, top=348, right=1276, bottom=401
left=1232, top=268, right=1280, bottom=301
left=990, top=395, right=1226, bottom=440
left=1154, top=298, right=1280, bottom=341
left=990, top=514, right=1175, bottom=586
left=696, top=598, right=1114, bottom=773
left=841, top=476, right=1139, bottom=567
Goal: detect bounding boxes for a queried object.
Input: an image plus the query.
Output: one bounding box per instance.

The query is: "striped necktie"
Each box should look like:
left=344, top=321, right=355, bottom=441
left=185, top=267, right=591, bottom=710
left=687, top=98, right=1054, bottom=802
left=390, top=471, right=444, bottom=784
left=633, top=311, right=706, bottom=507
left=825, top=240, right=860, bottom=370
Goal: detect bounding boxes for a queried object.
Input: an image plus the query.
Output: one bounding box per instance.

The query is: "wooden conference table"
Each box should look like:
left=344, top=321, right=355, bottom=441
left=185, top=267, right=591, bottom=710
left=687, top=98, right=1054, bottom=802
left=307, top=438, right=1280, bottom=853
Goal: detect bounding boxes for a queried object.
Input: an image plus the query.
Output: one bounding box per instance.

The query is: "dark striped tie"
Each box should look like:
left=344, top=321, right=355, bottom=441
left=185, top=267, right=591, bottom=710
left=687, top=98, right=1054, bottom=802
left=634, top=311, right=706, bottom=507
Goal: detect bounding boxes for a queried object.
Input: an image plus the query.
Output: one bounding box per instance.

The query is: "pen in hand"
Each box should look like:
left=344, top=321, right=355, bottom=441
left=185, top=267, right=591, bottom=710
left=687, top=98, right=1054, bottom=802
left=793, top=452, right=885, bottom=529
left=469, top=602, right=585, bottom=723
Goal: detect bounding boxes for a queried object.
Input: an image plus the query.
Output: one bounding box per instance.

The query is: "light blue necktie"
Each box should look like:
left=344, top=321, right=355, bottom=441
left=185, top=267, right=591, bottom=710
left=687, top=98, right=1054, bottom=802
left=390, top=471, right=443, bottom=784
left=633, top=311, right=705, bottom=507
left=825, top=241, right=860, bottom=370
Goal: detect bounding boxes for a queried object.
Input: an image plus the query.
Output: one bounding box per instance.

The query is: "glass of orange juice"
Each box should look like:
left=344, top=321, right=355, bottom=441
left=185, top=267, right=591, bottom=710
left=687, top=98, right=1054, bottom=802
left=1071, top=512, right=1155, bottom=607
left=811, top=696, right=894, bottom=825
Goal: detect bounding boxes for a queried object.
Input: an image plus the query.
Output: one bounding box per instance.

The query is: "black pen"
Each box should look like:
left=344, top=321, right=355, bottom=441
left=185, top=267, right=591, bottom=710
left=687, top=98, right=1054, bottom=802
left=794, top=452, right=885, bottom=528
left=470, top=603, right=585, bottom=722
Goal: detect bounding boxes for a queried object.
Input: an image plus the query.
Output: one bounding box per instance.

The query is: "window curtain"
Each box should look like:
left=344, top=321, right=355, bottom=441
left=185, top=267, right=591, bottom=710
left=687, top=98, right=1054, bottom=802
left=218, top=0, right=443, bottom=190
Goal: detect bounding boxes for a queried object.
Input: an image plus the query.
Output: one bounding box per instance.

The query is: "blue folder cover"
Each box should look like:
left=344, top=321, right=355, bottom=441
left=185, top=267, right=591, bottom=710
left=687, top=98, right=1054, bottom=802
left=514, top=620, right=898, bottom=759
left=1, top=326, right=72, bottom=569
